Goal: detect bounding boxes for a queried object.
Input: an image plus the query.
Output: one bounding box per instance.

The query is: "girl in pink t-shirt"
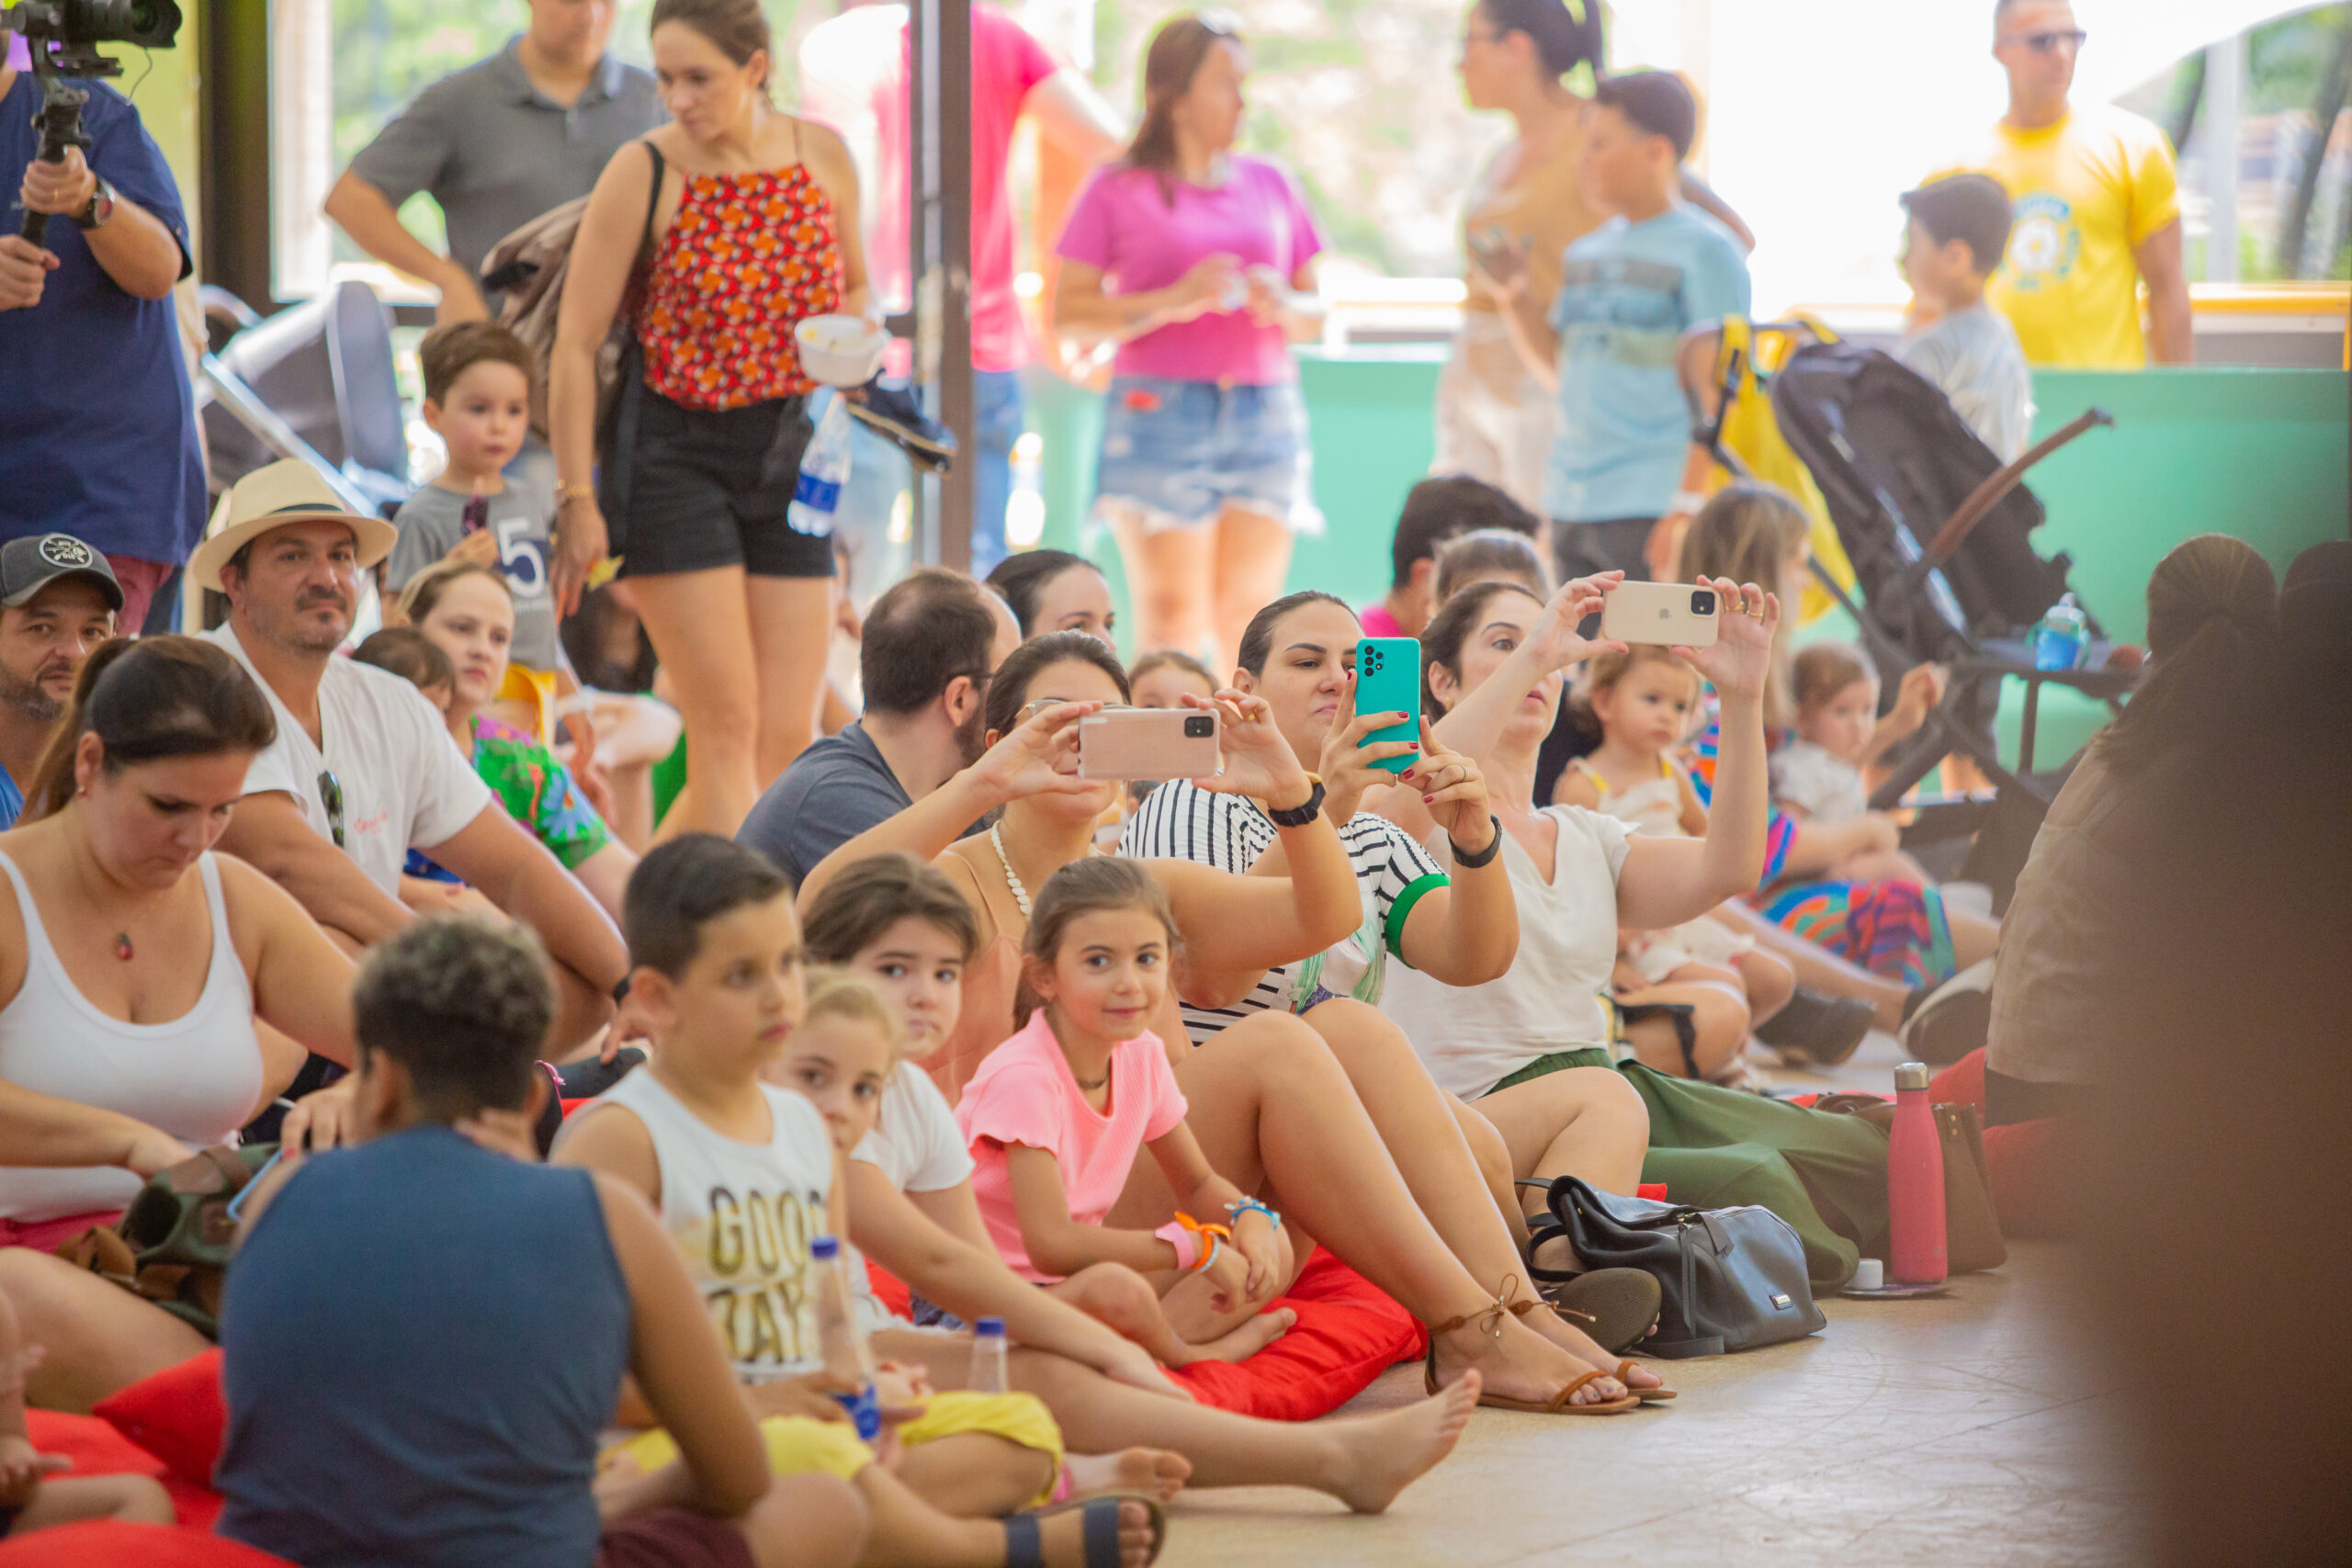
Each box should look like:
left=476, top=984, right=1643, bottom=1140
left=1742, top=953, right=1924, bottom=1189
left=956, top=858, right=1296, bottom=1366
left=1053, top=13, right=1329, bottom=674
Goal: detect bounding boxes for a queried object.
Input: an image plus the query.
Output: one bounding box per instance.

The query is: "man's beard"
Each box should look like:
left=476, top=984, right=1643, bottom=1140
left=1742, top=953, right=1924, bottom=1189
left=0, top=662, right=62, bottom=724
left=953, top=696, right=991, bottom=768
left=251, top=593, right=351, bottom=655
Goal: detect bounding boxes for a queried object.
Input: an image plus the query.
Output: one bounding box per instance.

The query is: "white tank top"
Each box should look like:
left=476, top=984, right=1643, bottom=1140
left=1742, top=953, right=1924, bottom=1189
left=0, top=850, right=264, bottom=1224
left=591, top=1068, right=835, bottom=1381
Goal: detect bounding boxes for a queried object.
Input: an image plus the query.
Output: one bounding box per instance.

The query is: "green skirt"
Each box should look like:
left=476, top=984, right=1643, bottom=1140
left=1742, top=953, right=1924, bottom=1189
left=1491, top=1048, right=1887, bottom=1288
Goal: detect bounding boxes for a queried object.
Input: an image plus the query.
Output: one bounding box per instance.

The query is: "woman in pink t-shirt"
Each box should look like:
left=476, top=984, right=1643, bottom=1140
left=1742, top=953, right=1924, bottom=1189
left=957, top=858, right=1296, bottom=1367
left=1053, top=13, right=1329, bottom=672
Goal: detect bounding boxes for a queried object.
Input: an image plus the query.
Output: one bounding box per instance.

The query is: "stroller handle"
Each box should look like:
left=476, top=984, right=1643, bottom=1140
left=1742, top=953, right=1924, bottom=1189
left=1922, top=408, right=2116, bottom=570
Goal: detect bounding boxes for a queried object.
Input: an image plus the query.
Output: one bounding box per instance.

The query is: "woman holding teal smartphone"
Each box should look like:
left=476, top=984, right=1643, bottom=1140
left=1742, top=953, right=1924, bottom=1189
left=1123, top=592, right=1671, bottom=1401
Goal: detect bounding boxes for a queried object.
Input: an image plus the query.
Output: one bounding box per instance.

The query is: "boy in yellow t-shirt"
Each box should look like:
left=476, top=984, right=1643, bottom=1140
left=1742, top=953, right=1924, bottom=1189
left=1947, top=0, right=2191, bottom=367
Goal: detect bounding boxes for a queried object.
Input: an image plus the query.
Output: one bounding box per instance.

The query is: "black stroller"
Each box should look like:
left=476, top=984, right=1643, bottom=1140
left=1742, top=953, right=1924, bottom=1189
left=1702, top=329, right=2136, bottom=908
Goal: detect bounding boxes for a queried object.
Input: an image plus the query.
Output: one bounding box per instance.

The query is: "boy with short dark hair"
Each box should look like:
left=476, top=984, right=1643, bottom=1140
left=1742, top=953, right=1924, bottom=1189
left=214, top=915, right=868, bottom=1568
left=1484, top=69, right=1751, bottom=585
left=1896, top=173, right=2035, bottom=461
left=386, top=321, right=562, bottom=681
left=1362, top=477, right=1543, bottom=638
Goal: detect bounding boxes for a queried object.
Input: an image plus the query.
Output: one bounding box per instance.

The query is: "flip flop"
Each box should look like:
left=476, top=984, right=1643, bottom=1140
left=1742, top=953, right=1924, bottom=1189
left=1524, top=1255, right=1663, bottom=1356
left=1002, top=1492, right=1167, bottom=1568
left=1420, top=1275, right=1643, bottom=1416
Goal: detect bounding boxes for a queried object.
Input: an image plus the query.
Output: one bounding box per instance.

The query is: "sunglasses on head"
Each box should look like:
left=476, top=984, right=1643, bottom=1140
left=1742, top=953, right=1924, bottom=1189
left=2005, top=28, right=2086, bottom=54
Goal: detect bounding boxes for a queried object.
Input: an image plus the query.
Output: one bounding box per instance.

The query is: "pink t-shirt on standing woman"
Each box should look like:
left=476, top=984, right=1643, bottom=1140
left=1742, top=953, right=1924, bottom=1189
left=1055, top=156, right=1325, bottom=386
left=956, top=1009, right=1191, bottom=1282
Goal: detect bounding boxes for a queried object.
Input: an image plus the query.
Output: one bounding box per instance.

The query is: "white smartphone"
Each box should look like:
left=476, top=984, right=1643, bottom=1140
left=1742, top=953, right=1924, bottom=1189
left=1078, top=709, right=1222, bottom=781
left=1600, top=581, right=1722, bottom=648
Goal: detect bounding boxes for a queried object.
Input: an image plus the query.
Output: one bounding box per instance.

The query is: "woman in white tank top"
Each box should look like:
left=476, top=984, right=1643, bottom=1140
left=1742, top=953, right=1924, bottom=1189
left=0, top=637, right=364, bottom=1414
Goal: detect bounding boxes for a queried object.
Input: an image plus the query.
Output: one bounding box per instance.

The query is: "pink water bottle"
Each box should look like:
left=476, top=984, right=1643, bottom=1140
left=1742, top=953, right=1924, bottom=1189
left=1887, top=1061, right=1947, bottom=1285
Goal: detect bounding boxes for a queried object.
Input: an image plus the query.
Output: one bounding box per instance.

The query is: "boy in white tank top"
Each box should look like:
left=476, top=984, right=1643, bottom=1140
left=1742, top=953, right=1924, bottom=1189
left=556, top=837, right=1166, bottom=1568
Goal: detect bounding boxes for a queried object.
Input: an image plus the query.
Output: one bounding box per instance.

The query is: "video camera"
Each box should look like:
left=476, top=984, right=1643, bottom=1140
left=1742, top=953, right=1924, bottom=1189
left=3, top=0, right=182, bottom=78
left=3, top=0, right=182, bottom=243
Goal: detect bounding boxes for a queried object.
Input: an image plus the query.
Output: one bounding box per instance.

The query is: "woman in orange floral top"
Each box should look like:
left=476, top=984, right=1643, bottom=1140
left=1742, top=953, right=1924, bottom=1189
left=550, top=0, right=871, bottom=836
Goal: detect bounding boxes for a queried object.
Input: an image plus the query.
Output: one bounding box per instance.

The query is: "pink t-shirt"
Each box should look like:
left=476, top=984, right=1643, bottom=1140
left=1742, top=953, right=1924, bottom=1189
left=1055, top=156, right=1324, bottom=386
left=798, top=4, right=1058, bottom=374
left=955, top=1010, right=1189, bottom=1282
left=1357, top=602, right=1407, bottom=639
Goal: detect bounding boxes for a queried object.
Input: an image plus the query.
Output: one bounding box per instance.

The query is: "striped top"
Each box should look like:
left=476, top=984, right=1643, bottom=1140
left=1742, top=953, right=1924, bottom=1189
left=1119, top=781, right=1447, bottom=1044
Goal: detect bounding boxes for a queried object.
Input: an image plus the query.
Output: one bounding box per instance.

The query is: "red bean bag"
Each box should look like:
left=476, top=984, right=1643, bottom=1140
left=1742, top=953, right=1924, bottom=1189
left=94, top=1348, right=226, bottom=1490
left=0, top=1521, right=294, bottom=1566
left=1165, top=1248, right=1427, bottom=1421
left=1929, top=1049, right=1987, bottom=1111
left=20, top=1409, right=221, bottom=1531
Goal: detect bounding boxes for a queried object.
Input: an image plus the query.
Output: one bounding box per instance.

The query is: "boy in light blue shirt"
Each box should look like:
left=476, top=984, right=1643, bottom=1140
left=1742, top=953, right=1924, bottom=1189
left=1484, top=70, right=1750, bottom=582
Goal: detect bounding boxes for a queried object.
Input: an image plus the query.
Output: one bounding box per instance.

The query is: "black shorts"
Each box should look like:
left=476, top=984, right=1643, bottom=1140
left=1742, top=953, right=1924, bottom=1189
left=615, top=389, right=836, bottom=580
left=1553, top=515, right=1658, bottom=584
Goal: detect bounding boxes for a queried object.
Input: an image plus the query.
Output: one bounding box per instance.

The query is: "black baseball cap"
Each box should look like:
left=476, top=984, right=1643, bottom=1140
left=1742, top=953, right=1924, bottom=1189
left=0, top=535, right=126, bottom=613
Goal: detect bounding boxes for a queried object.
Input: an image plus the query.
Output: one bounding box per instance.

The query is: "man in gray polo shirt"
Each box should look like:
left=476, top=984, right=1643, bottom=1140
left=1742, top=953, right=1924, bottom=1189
left=324, top=0, right=663, bottom=322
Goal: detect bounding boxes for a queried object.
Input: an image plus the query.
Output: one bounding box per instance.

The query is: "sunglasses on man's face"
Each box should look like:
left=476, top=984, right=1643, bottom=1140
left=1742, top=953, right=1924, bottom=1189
left=2005, top=28, right=2086, bottom=55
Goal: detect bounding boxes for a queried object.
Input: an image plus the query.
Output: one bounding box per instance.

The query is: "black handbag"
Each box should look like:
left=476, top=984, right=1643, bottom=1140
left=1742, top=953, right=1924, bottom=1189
left=1524, top=1176, right=1826, bottom=1359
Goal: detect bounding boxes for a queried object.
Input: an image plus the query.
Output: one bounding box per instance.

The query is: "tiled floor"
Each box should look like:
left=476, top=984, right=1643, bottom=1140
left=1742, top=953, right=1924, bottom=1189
left=1153, top=1038, right=2141, bottom=1567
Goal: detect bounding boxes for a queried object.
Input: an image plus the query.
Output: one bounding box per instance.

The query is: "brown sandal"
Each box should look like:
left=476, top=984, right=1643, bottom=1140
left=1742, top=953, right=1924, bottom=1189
left=1420, top=1275, right=1643, bottom=1416
left=1616, top=1359, right=1677, bottom=1402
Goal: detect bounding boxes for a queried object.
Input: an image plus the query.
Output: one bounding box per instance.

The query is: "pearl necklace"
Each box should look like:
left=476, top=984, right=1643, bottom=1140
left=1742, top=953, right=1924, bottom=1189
left=989, top=821, right=1034, bottom=917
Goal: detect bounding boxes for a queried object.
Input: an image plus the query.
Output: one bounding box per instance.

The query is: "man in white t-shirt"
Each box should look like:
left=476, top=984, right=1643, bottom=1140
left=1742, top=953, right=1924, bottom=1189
left=194, top=462, right=628, bottom=1051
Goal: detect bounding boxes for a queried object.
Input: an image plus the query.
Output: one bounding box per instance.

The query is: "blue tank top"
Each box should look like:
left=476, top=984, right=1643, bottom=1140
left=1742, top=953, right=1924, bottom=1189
left=214, top=1125, right=630, bottom=1568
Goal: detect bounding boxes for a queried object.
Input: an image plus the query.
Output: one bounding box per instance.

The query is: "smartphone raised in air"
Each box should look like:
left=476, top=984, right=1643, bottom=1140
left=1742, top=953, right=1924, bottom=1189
left=1599, top=581, right=1722, bottom=648
left=1353, top=637, right=1421, bottom=775
left=1078, top=708, right=1222, bottom=782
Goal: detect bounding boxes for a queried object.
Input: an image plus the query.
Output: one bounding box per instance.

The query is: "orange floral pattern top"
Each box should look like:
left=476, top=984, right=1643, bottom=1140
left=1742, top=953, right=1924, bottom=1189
left=639, top=165, right=844, bottom=410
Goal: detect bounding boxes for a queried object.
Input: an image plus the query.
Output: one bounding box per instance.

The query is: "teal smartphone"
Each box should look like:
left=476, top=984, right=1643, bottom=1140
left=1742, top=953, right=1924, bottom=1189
left=1354, top=637, right=1421, bottom=775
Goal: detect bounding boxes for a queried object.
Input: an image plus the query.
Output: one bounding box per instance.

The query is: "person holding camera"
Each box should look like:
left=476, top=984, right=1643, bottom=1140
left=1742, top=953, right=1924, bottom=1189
left=0, top=50, right=205, bottom=633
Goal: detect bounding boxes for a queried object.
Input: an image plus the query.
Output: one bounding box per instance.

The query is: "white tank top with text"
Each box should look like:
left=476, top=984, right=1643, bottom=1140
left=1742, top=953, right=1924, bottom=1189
left=594, top=1069, right=834, bottom=1382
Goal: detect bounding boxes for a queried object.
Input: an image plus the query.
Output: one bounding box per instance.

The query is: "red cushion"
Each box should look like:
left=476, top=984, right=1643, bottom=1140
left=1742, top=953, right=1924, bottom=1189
left=1929, top=1047, right=1988, bottom=1111
left=94, top=1348, right=227, bottom=1490
left=865, top=1258, right=914, bottom=1323
left=0, top=1521, right=293, bottom=1566
left=1166, top=1248, right=1426, bottom=1420
left=23, top=1410, right=221, bottom=1530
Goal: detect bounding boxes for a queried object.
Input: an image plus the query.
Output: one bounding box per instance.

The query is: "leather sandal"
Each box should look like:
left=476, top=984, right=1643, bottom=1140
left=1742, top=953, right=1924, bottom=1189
left=1420, top=1274, right=1642, bottom=1416
left=1615, top=1359, right=1677, bottom=1403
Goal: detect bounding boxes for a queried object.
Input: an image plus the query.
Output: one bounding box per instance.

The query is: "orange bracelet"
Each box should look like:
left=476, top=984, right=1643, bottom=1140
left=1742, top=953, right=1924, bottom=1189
left=1172, top=1213, right=1232, bottom=1273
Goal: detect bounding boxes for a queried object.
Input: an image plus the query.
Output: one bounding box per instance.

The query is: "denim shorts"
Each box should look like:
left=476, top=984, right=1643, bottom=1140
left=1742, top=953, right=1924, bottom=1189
left=1092, top=376, right=1318, bottom=534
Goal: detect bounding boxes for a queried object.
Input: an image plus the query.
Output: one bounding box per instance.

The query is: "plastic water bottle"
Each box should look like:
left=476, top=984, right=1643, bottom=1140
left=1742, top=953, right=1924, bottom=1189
left=2033, top=592, right=2088, bottom=671
left=968, top=1316, right=1010, bottom=1395
left=787, top=396, right=854, bottom=538
left=1886, top=1063, right=1948, bottom=1286
left=809, top=1235, right=881, bottom=1438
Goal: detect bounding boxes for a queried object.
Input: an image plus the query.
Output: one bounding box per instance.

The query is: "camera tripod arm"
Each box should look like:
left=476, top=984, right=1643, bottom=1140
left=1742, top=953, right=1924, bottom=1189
left=18, top=72, right=94, bottom=247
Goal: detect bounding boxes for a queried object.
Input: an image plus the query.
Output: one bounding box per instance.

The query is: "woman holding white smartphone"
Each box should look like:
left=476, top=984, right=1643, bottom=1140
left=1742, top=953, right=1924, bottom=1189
left=1379, top=574, right=1903, bottom=1287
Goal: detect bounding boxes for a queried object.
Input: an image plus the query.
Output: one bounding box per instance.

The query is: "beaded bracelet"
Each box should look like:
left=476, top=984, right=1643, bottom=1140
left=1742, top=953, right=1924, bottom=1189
left=1225, top=1198, right=1282, bottom=1232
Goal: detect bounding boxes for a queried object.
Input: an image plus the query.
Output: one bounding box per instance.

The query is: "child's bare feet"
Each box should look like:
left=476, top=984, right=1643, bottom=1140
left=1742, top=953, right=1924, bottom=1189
left=1175, top=1306, right=1295, bottom=1364
left=1323, top=1371, right=1480, bottom=1515
left=1063, top=1448, right=1191, bottom=1503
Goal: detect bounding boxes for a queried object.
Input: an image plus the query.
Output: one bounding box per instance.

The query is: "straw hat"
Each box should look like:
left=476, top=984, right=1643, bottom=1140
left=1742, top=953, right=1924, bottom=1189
left=189, top=461, right=399, bottom=594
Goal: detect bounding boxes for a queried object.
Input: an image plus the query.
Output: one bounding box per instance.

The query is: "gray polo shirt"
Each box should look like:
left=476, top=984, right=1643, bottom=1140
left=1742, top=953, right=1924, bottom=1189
left=345, top=38, right=665, bottom=286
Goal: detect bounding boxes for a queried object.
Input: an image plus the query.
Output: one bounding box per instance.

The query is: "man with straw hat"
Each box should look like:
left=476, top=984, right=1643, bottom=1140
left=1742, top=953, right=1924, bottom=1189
left=198, top=461, right=627, bottom=1055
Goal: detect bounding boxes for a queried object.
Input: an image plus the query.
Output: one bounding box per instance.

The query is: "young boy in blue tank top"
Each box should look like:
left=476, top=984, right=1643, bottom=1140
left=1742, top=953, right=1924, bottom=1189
left=555, top=834, right=1163, bottom=1568
left=213, top=917, right=866, bottom=1568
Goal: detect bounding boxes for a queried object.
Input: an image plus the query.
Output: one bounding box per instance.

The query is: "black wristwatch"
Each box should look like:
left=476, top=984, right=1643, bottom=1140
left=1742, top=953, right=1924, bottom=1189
left=1265, top=778, right=1326, bottom=828
left=73, top=175, right=117, bottom=231
left=1449, top=814, right=1505, bottom=869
